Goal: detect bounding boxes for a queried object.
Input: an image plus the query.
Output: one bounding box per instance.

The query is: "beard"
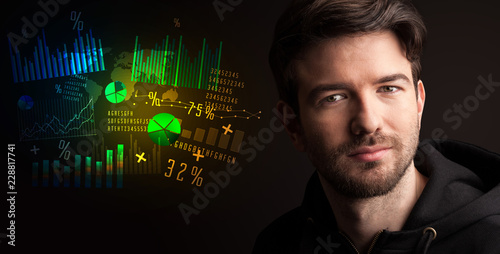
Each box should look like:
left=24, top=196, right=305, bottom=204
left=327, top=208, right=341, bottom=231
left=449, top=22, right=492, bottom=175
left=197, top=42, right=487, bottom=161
left=304, top=124, right=420, bottom=199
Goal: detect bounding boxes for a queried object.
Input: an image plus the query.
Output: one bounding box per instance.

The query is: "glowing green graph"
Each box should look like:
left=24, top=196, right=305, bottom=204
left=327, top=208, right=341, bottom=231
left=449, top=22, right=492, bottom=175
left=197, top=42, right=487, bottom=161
left=131, top=35, right=222, bottom=90
left=148, top=113, right=181, bottom=146
left=105, top=81, right=127, bottom=103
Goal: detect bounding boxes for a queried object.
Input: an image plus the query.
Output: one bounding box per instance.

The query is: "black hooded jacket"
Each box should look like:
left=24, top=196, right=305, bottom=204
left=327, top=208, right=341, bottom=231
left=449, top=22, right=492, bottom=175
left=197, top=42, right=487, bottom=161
left=253, top=140, right=500, bottom=253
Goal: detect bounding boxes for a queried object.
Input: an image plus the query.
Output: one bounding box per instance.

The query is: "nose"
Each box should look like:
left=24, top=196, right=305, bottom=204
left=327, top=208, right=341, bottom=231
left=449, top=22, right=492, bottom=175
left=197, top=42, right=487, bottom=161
left=350, top=94, right=382, bottom=136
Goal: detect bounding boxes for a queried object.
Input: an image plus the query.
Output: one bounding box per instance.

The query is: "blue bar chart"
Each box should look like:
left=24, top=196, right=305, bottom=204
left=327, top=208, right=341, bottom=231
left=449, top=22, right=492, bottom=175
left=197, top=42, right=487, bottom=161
left=9, top=29, right=106, bottom=83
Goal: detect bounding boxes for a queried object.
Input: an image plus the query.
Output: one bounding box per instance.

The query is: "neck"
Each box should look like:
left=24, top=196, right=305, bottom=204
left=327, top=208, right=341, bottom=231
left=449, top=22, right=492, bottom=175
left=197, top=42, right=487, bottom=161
left=319, top=163, right=428, bottom=254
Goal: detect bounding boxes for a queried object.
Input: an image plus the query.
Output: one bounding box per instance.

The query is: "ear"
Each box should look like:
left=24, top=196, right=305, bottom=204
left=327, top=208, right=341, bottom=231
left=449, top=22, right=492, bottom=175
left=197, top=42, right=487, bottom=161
left=276, top=100, right=306, bottom=152
left=416, top=80, right=426, bottom=129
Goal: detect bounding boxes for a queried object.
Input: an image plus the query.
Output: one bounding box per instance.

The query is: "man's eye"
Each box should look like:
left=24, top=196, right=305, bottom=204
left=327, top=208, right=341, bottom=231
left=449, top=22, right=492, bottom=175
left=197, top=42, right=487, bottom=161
left=380, top=86, right=399, bottom=93
left=325, top=94, right=344, bottom=103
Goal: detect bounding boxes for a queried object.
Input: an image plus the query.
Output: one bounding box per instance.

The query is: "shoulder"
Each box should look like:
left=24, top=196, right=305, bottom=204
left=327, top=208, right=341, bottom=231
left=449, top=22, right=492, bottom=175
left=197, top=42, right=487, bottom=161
left=252, top=206, right=308, bottom=254
left=433, top=214, right=500, bottom=252
left=469, top=215, right=500, bottom=249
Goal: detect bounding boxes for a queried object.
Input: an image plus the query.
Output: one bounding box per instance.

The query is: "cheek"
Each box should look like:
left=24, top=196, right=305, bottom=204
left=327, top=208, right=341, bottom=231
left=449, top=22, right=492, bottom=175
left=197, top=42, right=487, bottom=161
left=300, top=109, right=349, bottom=144
left=383, top=99, right=419, bottom=133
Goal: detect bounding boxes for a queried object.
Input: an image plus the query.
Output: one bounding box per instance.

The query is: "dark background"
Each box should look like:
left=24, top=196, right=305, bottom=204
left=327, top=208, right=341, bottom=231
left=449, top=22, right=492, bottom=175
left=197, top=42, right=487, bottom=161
left=1, top=0, right=499, bottom=253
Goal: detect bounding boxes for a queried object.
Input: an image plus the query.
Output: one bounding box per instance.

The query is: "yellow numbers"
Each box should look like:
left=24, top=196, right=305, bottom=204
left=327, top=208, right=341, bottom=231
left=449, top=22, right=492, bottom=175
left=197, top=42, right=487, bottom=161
left=188, top=101, right=203, bottom=117
left=165, top=159, right=175, bottom=177
left=163, top=159, right=204, bottom=186
left=177, top=163, right=187, bottom=181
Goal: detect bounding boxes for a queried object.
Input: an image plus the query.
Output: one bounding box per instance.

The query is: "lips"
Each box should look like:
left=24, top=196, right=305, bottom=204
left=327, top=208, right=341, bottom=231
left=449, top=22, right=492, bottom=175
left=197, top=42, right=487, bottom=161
left=347, top=145, right=391, bottom=163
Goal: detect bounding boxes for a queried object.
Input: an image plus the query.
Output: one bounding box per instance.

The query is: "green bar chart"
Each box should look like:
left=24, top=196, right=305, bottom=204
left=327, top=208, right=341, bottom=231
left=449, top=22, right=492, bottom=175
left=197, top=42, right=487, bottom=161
left=32, top=144, right=125, bottom=188
left=131, top=35, right=222, bottom=89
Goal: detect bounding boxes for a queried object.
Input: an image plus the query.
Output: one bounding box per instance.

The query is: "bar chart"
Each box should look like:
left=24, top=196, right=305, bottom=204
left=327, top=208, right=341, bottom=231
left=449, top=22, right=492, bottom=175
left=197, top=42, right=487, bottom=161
left=32, top=144, right=124, bottom=188
left=9, top=29, right=106, bottom=84
left=177, top=118, right=244, bottom=153
left=124, top=134, right=162, bottom=175
left=131, top=35, right=222, bottom=89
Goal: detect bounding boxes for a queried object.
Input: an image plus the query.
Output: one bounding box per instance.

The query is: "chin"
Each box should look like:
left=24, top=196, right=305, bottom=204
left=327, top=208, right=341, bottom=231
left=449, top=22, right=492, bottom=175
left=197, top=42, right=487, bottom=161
left=323, top=160, right=409, bottom=199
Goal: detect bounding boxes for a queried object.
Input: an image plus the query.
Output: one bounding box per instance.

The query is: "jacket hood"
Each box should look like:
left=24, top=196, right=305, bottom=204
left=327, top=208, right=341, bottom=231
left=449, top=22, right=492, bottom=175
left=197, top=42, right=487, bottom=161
left=405, top=139, right=500, bottom=229
left=300, top=139, right=500, bottom=253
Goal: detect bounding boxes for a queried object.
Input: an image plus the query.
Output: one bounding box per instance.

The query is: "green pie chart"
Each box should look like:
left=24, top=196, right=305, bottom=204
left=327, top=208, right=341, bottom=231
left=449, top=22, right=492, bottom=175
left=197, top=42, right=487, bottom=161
left=105, top=81, right=127, bottom=103
left=148, top=113, right=181, bottom=146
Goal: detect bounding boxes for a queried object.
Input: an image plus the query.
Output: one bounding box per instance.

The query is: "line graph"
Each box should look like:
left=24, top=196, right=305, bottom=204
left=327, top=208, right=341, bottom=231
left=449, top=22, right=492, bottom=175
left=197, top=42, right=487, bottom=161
left=18, top=97, right=96, bottom=141
left=134, top=91, right=261, bottom=120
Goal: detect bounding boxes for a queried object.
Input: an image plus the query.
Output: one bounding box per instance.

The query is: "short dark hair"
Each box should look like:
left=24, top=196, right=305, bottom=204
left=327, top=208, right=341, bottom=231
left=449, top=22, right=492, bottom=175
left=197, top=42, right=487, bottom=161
left=269, top=0, right=427, bottom=115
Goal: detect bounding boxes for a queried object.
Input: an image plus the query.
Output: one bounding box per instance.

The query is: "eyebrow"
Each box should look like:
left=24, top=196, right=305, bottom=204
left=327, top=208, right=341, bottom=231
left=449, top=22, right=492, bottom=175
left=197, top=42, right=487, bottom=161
left=374, top=73, right=412, bottom=85
left=306, top=73, right=412, bottom=104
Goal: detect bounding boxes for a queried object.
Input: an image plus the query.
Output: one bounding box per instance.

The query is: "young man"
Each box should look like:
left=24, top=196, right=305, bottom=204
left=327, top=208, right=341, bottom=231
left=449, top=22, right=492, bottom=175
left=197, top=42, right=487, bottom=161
left=253, top=0, right=500, bottom=253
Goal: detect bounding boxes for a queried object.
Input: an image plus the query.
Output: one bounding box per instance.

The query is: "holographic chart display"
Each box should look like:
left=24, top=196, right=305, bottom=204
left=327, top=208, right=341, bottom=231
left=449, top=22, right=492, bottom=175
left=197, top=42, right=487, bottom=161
left=5, top=3, right=261, bottom=188
left=2, top=0, right=271, bottom=253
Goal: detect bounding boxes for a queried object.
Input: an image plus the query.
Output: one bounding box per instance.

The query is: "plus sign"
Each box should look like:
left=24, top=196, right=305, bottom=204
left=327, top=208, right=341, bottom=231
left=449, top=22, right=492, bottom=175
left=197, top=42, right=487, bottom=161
left=136, top=152, right=146, bottom=163
left=193, top=149, right=205, bottom=162
left=30, top=145, right=40, bottom=155
left=222, top=124, right=233, bottom=135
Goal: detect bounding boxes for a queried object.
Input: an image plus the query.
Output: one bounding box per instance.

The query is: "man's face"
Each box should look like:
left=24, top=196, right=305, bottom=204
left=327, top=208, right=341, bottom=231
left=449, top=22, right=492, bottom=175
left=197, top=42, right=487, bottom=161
left=289, top=31, right=425, bottom=198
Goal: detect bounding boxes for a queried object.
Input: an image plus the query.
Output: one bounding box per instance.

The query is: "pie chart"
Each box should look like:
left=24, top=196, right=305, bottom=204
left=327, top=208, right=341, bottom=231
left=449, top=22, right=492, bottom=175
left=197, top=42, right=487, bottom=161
left=105, top=81, right=127, bottom=103
left=148, top=113, right=181, bottom=146
left=18, top=95, right=34, bottom=110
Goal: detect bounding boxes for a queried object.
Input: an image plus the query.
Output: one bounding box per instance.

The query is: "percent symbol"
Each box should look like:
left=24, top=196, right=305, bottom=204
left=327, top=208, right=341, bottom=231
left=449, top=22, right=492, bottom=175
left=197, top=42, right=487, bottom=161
left=191, top=166, right=203, bottom=186
left=148, top=92, right=161, bottom=106
left=173, top=18, right=180, bottom=27
left=70, top=11, right=84, bottom=30
left=58, top=140, right=72, bottom=160
left=205, top=106, right=215, bottom=120
left=55, top=84, right=62, bottom=93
